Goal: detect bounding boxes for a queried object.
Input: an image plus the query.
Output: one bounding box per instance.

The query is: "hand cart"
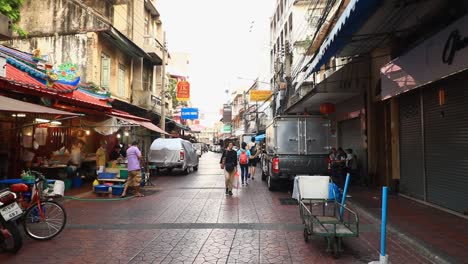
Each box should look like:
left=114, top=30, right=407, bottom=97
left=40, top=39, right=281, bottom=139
left=297, top=176, right=359, bottom=257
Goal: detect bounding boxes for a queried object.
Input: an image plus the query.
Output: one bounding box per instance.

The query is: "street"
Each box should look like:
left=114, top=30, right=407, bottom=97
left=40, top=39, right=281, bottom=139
left=1, top=152, right=433, bottom=264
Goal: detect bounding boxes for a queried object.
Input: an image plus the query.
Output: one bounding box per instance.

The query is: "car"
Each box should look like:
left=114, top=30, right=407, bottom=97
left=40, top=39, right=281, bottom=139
left=148, top=138, right=199, bottom=174
left=193, top=143, right=203, bottom=157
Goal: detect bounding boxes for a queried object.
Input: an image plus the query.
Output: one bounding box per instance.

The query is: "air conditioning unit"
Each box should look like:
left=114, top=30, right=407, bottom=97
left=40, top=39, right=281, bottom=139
left=0, top=14, right=12, bottom=40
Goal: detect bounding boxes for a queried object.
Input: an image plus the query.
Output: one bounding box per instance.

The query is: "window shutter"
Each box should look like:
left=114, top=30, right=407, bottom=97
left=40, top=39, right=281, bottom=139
left=101, top=56, right=110, bottom=89
left=118, top=65, right=126, bottom=97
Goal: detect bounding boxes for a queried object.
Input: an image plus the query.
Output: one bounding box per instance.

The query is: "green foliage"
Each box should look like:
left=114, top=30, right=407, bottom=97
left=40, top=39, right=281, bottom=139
left=168, top=77, right=178, bottom=108
left=0, top=0, right=27, bottom=37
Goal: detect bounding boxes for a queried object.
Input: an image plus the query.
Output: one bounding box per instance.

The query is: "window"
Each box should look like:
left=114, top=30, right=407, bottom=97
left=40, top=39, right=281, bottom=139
left=100, top=53, right=110, bottom=89
left=118, top=64, right=126, bottom=97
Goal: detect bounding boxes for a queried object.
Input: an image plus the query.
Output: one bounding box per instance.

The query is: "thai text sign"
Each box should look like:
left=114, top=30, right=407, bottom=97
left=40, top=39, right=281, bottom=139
left=223, top=125, right=231, bottom=133
left=176, top=81, right=190, bottom=101
left=223, top=104, right=232, bottom=123
left=250, top=90, right=272, bottom=101
left=181, top=108, right=199, bottom=120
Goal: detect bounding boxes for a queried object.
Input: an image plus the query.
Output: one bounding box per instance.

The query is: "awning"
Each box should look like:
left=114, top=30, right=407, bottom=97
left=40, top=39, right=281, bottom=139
left=0, top=95, right=81, bottom=116
left=303, top=0, right=382, bottom=80
left=108, top=111, right=168, bottom=135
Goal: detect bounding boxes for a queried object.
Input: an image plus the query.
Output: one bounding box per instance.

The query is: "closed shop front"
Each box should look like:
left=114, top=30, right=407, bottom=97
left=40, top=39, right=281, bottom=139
left=380, top=14, right=468, bottom=214
left=423, top=78, right=468, bottom=213
left=399, top=90, right=425, bottom=200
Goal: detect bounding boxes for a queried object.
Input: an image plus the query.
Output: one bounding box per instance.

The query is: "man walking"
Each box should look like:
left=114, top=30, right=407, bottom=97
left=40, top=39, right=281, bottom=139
left=121, top=141, right=144, bottom=198
left=247, top=137, right=259, bottom=181
left=220, top=142, right=237, bottom=196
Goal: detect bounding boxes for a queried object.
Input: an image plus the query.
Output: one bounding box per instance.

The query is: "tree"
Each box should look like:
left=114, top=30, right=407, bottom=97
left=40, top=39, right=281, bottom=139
left=0, top=0, right=27, bottom=37
left=168, top=77, right=178, bottom=108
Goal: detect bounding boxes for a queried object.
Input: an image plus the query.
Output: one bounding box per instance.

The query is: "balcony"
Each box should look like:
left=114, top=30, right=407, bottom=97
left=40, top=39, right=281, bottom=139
left=143, top=36, right=163, bottom=64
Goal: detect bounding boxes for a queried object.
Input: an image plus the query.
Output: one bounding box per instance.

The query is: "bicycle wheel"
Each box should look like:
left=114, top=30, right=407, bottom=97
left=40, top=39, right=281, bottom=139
left=23, top=201, right=67, bottom=240
left=0, top=221, right=22, bottom=253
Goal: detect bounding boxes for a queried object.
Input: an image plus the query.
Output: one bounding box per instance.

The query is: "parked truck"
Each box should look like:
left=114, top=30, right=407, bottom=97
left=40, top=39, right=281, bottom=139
left=261, top=115, right=330, bottom=191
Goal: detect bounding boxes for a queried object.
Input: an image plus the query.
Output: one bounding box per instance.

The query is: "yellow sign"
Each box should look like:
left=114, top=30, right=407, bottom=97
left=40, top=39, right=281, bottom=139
left=249, top=90, right=272, bottom=101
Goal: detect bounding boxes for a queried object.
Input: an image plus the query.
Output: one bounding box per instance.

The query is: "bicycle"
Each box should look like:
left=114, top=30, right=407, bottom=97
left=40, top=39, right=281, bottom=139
left=10, top=171, right=67, bottom=240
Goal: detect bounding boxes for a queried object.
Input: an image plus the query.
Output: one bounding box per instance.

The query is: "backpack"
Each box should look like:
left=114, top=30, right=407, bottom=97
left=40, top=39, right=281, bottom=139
left=250, top=144, right=257, bottom=156
left=239, top=151, right=248, bottom=165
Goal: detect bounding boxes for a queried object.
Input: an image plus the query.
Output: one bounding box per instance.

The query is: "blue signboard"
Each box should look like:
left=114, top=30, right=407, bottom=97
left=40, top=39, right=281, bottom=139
left=181, top=108, right=199, bottom=120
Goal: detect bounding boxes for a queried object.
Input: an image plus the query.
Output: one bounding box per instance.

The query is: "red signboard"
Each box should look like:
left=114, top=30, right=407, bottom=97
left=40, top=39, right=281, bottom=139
left=176, top=81, right=190, bottom=102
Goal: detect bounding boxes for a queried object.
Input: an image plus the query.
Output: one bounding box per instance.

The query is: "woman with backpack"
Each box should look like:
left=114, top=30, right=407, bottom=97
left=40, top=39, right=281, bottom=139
left=247, top=137, right=260, bottom=180
left=237, top=142, right=251, bottom=186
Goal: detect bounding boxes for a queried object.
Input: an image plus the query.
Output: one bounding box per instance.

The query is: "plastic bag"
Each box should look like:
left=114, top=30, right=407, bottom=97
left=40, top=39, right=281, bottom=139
left=233, top=171, right=240, bottom=189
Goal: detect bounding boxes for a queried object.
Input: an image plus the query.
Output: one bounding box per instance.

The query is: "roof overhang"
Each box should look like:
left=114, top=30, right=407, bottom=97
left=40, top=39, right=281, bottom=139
left=0, top=95, right=82, bottom=116
left=287, top=58, right=369, bottom=114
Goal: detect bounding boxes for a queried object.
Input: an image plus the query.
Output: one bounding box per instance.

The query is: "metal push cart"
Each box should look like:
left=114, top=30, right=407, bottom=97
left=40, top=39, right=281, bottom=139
left=297, top=176, right=359, bottom=257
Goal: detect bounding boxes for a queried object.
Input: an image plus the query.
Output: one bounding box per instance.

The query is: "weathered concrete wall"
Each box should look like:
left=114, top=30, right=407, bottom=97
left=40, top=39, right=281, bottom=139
left=18, top=0, right=110, bottom=37
left=5, top=34, right=90, bottom=81
left=98, top=33, right=132, bottom=101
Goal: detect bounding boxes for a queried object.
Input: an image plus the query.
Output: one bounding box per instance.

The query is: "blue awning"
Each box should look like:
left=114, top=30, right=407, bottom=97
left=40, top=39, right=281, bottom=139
left=304, top=0, right=382, bottom=79
left=255, top=134, right=265, bottom=142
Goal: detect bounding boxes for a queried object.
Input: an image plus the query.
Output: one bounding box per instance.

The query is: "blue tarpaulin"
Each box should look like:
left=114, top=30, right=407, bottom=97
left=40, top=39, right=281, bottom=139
left=255, top=134, right=265, bottom=142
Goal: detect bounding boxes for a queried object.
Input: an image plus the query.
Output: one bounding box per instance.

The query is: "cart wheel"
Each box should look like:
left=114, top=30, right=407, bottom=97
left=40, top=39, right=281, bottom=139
left=303, top=228, right=309, bottom=243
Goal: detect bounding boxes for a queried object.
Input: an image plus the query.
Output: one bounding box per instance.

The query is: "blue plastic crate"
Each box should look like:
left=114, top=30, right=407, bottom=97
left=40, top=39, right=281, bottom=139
left=94, top=184, right=109, bottom=193
left=112, top=185, right=124, bottom=196
left=97, top=172, right=117, bottom=179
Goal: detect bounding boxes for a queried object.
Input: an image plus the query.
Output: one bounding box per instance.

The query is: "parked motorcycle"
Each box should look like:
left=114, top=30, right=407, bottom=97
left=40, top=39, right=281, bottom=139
left=0, top=189, right=23, bottom=253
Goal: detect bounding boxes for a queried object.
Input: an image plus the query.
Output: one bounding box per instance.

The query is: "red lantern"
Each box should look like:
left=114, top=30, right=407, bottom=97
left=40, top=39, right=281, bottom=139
left=320, top=103, right=335, bottom=115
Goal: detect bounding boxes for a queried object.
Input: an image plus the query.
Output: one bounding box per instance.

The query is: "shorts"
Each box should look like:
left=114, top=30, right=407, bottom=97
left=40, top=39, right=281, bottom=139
left=127, top=170, right=142, bottom=187
left=249, top=158, right=258, bottom=167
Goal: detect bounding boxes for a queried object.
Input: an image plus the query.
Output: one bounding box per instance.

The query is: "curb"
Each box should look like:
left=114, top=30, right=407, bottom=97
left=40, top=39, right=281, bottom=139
left=348, top=200, right=453, bottom=264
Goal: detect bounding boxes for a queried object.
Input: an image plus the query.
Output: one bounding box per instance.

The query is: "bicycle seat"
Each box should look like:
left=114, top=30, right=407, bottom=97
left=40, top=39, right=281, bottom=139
left=10, top=183, right=29, bottom=193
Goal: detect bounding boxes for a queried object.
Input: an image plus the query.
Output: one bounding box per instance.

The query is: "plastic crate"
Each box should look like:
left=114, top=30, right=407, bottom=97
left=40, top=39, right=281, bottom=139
left=97, top=172, right=117, bottom=179
left=112, top=185, right=124, bottom=196
left=94, top=184, right=109, bottom=193
left=119, top=169, right=128, bottom=179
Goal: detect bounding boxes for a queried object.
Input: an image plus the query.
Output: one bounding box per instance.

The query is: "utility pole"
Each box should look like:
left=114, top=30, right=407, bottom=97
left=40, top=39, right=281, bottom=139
left=160, top=32, right=167, bottom=138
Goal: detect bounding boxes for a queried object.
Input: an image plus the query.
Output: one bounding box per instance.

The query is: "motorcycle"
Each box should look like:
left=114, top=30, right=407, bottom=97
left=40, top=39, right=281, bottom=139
left=0, top=188, right=23, bottom=253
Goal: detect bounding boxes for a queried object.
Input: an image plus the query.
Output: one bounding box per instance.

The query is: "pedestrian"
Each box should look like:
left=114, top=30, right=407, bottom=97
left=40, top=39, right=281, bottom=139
left=109, top=144, right=123, bottom=162
left=336, top=147, right=347, bottom=187
left=67, top=139, right=85, bottom=178
left=220, top=142, right=237, bottom=196
left=237, top=142, right=251, bottom=185
left=95, top=140, right=107, bottom=175
left=121, top=141, right=144, bottom=198
left=247, top=136, right=260, bottom=180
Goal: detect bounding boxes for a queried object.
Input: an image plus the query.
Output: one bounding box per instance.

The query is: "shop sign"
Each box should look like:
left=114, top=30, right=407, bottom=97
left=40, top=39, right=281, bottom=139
left=223, top=104, right=232, bottom=123
left=223, top=125, right=231, bottom=133
left=381, top=14, right=468, bottom=100
left=181, top=108, right=198, bottom=120
left=250, top=90, right=272, bottom=101
left=176, top=81, right=190, bottom=101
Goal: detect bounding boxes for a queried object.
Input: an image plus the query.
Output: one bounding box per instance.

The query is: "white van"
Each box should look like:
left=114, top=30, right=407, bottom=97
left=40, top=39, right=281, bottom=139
left=148, top=138, right=199, bottom=174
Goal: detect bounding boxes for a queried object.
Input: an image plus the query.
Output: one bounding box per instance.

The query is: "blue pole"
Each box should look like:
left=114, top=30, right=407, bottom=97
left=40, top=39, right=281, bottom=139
left=381, top=186, right=388, bottom=257
left=339, top=173, right=351, bottom=219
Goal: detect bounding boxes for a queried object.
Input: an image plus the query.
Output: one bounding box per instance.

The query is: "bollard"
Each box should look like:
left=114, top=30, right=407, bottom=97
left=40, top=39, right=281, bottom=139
left=339, top=173, right=351, bottom=219
left=369, top=186, right=389, bottom=264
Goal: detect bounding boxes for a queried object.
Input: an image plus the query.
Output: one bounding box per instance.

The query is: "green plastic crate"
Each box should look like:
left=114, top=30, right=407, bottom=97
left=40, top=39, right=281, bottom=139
left=119, top=169, right=128, bottom=179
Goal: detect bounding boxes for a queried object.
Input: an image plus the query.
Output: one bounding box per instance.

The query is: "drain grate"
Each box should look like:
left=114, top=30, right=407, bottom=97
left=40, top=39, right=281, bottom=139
left=279, top=198, right=299, bottom=205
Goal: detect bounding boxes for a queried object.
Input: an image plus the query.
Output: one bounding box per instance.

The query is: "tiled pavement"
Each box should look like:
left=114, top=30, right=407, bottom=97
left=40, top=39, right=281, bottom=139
left=0, top=153, right=440, bottom=263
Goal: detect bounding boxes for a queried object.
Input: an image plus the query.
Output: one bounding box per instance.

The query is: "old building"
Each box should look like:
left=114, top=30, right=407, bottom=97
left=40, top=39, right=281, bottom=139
left=3, top=0, right=166, bottom=117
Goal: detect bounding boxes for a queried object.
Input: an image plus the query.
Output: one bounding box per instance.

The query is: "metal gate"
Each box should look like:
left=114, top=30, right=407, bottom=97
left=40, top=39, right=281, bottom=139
left=399, top=91, right=425, bottom=200
left=423, top=83, right=468, bottom=213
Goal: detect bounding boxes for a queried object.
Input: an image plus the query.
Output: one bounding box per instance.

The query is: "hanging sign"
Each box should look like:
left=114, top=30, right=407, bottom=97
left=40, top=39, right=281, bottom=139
left=176, top=81, right=190, bottom=101
left=181, top=108, right=199, bottom=120
left=250, top=90, right=272, bottom=101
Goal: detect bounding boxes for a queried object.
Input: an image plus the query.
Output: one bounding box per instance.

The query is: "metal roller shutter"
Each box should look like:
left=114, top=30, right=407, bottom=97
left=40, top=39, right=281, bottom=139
left=423, top=83, right=468, bottom=214
left=399, top=91, right=424, bottom=200
left=338, top=118, right=363, bottom=169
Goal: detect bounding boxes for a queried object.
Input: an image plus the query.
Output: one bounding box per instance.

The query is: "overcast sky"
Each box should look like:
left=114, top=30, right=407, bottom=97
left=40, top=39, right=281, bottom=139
left=158, top=0, right=275, bottom=127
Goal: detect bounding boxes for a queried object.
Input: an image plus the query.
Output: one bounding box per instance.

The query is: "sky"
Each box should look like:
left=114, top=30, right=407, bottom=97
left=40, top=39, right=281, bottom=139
left=158, top=0, right=276, bottom=127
